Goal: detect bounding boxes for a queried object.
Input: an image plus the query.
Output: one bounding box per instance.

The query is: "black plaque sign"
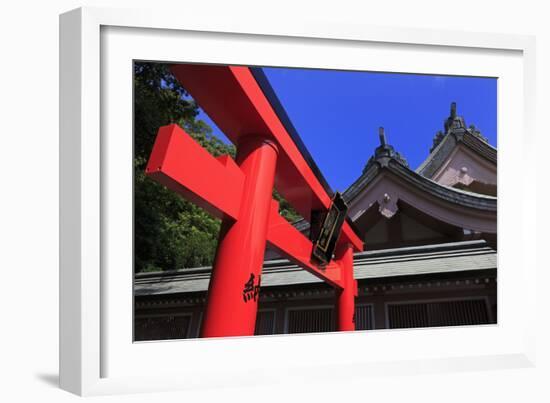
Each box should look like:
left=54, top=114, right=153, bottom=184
left=311, top=192, right=348, bottom=266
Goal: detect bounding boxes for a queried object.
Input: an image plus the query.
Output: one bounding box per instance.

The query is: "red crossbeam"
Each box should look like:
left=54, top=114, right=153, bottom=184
left=146, top=124, right=244, bottom=221
left=267, top=200, right=342, bottom=287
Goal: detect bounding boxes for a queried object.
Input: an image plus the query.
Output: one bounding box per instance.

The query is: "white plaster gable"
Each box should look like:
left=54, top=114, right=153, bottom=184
left=432, top=144, right=496, bottom=189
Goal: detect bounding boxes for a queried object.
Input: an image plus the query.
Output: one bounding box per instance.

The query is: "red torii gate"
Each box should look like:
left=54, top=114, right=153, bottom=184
left=146, top=64, right=363, bottom=338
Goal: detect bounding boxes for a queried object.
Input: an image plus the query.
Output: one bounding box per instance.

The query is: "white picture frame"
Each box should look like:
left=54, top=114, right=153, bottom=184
left=59, top=6, right=537, bottom=396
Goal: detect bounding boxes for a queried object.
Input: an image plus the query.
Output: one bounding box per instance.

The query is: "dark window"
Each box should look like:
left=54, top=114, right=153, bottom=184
left=387, top=299, right=490, bottom=329
left=286, top=307, right=334, bottom=334
left=255, top=310, right=276, bottom=335
left=355, top=304, right=375, bottom=330
left=135, top=315, right=192, bottom=341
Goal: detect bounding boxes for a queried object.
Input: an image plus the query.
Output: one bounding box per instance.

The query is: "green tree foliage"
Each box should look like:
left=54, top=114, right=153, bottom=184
left=273, top=189, right=301, bottom=223
left=134, top=62, right=299, bottom=273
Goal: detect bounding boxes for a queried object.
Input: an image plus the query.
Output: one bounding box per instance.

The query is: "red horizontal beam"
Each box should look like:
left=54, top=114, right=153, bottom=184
left=145, top=124, right=244, bottom=221
left=267, top=200, right=343, bottom=289
left=170, top=64, right=363, bottom=253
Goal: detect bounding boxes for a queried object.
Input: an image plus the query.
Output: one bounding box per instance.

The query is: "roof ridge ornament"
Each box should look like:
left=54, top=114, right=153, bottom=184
left=378, top=126, right=387, bottom=147
left=430, top=102, right=490, bottom=152
left=363, top=127, right=408, bottom=173
left=450, top=101, right=457, bottom=119
left=467, top=123, right=490, bottom=143
left=444, top=102, right=467, bottom=133
left=431, top=102, right=469, bottom=152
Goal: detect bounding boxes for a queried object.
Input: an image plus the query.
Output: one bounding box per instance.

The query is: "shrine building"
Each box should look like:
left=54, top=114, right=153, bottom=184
left=134, top=103, right=497, bottom=341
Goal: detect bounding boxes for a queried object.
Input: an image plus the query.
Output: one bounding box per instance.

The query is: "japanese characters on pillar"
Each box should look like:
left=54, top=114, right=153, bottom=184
left=146, top=64, right=363, bottom=338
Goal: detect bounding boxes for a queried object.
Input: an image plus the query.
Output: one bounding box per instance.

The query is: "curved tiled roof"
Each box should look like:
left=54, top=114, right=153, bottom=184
left=345, top=158, right=497, bottom=211
left=292, top=144, right=496, bottom=234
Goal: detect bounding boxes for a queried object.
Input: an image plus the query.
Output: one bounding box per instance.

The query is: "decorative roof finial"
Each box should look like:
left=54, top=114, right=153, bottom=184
left=450, top=102, right=457, bottom=119
left=378, top=127, right=387, bottom=147
left=362, top=126, right=408, bottom=173
left=444, top=101, right=466, bottom=133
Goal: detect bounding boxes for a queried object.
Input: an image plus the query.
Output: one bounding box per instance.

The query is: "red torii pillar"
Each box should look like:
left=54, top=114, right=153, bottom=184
left=201, top=137, right=278, bottom=337
left=335, top=244, right=357, bottom=331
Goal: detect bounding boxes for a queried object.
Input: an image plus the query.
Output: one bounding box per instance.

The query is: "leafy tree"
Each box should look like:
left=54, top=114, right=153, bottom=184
left=134, top=62, right=299, bottom=273
left=273, top=189, right=301, bottom=222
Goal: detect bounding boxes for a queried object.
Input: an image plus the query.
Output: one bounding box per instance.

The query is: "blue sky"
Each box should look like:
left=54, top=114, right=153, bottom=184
left=194, top=67, right=497, bottom=192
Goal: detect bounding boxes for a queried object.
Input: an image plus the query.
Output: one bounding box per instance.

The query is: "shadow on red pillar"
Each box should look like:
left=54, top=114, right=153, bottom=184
left=335, top=244, right=357, bottom=331
left=200, top=136, right=279, bottom=338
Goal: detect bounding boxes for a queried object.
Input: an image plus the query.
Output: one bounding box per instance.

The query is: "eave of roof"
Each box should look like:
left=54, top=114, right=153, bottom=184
left=134, top=240, right=497, bottom=296
left=344, top=157, right=496, bottom=211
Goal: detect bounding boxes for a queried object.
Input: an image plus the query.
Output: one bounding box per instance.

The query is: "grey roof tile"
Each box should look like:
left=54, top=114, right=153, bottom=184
left=135, top=240, right=496, bottom=296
